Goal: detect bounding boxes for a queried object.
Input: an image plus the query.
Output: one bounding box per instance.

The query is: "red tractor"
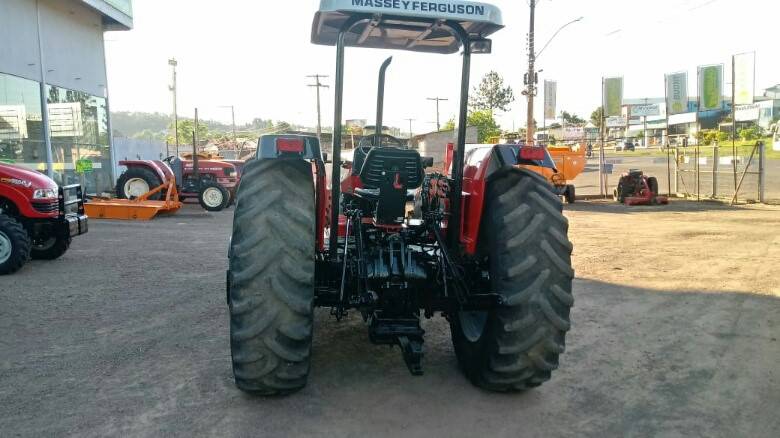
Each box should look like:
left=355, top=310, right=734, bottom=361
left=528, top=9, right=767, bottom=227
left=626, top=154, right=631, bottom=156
left=614, top=169, right=668, bottom=206
left=226, top=2, right=574, bottom=394
left=0, top=162, right=88, bottom=275
left=116, top=156, right=238, bottom=211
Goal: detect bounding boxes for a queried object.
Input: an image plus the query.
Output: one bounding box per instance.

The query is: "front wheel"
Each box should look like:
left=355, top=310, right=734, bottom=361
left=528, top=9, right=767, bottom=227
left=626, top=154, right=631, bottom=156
left=31, top=234, right=71, bottom=260
left=450, top=167, right=574, bottom=392
left=0, top=214, right=31, bottom=275
left=198, top=182, right=229, bottom=212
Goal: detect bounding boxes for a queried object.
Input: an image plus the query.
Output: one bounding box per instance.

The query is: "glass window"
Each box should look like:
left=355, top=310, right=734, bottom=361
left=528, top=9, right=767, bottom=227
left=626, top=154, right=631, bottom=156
left=0, top=73, right=48, bottom=173
left=47, top=85, right=112, bottom=194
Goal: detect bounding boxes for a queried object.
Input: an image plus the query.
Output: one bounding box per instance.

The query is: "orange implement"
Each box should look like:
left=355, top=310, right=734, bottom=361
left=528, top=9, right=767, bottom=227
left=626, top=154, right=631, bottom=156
left=85, top=180, right=182, bottom=220
left=527, top=145, right=586, bottom=185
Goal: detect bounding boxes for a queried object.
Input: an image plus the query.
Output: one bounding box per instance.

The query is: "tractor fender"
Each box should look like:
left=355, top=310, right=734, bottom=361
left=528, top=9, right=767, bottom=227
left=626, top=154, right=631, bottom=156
left=460, top=144, right=556, bottom=255
left=118, top=160, right=173, bottom=184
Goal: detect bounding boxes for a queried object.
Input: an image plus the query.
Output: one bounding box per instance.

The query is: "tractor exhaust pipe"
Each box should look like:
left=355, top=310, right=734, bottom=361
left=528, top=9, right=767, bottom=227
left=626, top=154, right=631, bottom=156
left=375, top=56, right=393, bottom=146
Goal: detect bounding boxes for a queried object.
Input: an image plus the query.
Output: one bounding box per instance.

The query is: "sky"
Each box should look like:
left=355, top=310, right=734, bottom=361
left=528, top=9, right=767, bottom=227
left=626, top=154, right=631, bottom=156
left=104, top=0, right=780, bottom=134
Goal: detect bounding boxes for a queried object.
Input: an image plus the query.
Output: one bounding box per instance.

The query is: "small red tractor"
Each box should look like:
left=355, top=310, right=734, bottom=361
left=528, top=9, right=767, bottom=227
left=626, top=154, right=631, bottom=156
left=116, top=155, right=238, bottom=211
left=226, top=1, right=574, bottom=394
left=614, top=169, right=668, bottom=206
left=0, top=162, right=88, bottom=275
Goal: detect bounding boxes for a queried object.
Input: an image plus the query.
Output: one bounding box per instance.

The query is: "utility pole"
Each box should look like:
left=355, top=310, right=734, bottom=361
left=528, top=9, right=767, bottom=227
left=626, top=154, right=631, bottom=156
left=219, top=105, right=237, bottom=142
left=307, top=74, right=330, bottom=143
left=404, top=118, right=415, bottom=139
left=526, top=7, right=582, bottom=145
left=427, top=97, right=448, bottom=131
left=168, top=58, right=179, bottom=156
left=525, top=0, right=537, bottom=144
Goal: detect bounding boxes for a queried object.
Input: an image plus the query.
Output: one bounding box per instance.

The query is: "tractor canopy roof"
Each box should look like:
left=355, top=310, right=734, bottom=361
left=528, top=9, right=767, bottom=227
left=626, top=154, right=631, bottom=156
left=312, top=0, right=503, bottom=54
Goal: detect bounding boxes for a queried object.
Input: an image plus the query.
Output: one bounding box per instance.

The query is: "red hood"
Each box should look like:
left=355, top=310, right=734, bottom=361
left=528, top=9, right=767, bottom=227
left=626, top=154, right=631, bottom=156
left=0, top=163, right=57, bottom=190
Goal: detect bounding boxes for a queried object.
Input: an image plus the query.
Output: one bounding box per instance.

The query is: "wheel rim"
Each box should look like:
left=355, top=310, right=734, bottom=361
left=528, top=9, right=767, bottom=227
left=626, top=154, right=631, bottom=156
left=34, top=237, right=56, bottom=251
left=458, top=310, right=488, bottom=343
left=0, top=231, right=12, bottom=264
left=124, top=178, right=150, bottom=198
left=203, top=187, right=224, bottom=208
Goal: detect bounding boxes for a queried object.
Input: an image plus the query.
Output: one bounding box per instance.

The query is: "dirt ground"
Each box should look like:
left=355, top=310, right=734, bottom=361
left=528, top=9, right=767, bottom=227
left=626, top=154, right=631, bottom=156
left=1, top=200, right=778, bottom=437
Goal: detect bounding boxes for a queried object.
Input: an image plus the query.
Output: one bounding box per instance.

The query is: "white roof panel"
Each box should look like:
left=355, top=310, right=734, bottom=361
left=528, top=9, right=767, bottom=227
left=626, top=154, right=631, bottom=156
left=312, top=0, right=503, bottom=54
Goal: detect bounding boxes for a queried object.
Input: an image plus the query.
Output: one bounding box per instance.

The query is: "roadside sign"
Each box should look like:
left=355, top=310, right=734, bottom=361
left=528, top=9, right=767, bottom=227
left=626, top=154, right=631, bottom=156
left=606, top=116, right=626, bottom=127
left=630, top=104, right=660, bottom=117
left=75, top=159, right=93, bottom=174
left=734, top=104, right=760, bottom=122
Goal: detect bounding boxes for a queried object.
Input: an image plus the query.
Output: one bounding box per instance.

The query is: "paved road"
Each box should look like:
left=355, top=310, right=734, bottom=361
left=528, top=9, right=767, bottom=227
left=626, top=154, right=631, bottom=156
left=1, top=203, right=778, bottom=437
left=573, top=153, right=780, bottom=203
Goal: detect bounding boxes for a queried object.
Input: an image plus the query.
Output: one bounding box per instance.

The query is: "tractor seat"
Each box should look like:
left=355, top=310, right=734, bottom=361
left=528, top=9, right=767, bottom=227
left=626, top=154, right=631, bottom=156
left=356, top=147, right=425, bottom=224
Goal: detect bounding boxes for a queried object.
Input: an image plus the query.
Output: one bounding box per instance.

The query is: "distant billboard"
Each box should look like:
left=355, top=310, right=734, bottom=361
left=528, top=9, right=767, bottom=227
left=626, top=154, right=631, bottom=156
left=603, top=77, right=623, bottom=117
left=733, top=52, right=755, bottom=105
left=698, top=65, right=723, bottom=111
left=665, top=72, right=689, bottom=115
left=544, top=80, right=557, bottom=120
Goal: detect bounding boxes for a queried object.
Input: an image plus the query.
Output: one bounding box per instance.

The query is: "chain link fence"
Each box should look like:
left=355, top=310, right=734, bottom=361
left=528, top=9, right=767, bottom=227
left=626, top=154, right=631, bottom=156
left=566, top=136, right=775, bottom=204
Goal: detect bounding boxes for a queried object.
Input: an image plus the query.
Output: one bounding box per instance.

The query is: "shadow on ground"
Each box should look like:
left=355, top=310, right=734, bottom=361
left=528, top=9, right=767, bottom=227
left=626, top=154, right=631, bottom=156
left=0, top=207, right=778, bottom=437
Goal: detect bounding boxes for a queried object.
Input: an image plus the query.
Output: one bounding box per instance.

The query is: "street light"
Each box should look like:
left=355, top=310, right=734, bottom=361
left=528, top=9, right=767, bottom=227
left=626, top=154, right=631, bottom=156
left=524, top=4, right=583, bottom=144
left=535, top=16, right=583, bottom=60
left=168, top=58, right=179, bottom=156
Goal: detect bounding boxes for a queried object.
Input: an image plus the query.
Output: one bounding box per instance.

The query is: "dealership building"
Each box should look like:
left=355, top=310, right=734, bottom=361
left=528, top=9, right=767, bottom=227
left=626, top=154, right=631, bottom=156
left=0, top=0, right=132, bottom=194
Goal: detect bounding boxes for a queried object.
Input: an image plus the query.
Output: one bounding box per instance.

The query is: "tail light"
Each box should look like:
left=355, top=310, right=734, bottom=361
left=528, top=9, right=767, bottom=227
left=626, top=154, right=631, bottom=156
left=276, top=138, right=305, bottom=153
left=519, top=146, right=545, bottom=161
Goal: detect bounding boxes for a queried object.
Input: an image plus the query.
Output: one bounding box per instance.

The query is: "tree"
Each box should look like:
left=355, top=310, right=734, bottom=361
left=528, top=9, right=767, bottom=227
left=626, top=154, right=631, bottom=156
left=167, top=119, right=209, bottom=145
left=560, top=111, right=585, bottom=125
left=590, top=107, right=604, bottom=129
left=469, top=71, right=515, bottom=114
left=442, top=118, right=456, bottom=131
left=467, top=110, right=501, bottom=143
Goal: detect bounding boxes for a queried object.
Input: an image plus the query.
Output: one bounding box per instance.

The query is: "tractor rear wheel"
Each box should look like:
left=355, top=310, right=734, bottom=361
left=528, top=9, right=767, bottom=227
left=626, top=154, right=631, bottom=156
left=227, top=158, right=315, bottom=395
left=116, top=167, right=162, bottom=200
left=450, top=167, right=574, bottom=392
left=0, top=214, right=31, bottom=275
left=647, top=176, right=659, bottom=195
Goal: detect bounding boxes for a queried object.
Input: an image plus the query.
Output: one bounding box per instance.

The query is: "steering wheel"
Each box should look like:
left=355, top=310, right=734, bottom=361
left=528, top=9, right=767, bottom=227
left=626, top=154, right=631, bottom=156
left=162, top=155, right=176, bottom=164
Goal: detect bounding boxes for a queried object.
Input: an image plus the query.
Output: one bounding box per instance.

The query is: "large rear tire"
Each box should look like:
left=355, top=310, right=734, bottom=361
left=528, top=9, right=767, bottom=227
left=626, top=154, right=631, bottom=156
left=647, top=176, right=659, bottom=195
left=227, top=159, right=315, bottom=395
left=0, top=214, right=31, bottom=275
left=116, top=167, right=162, bottom=200
left=450, top=167, right=574, bottom=392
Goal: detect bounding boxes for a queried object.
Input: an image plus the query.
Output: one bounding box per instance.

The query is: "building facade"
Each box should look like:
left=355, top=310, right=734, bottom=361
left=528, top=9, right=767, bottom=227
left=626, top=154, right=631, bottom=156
left=0, top=0, right=132, bottom=194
